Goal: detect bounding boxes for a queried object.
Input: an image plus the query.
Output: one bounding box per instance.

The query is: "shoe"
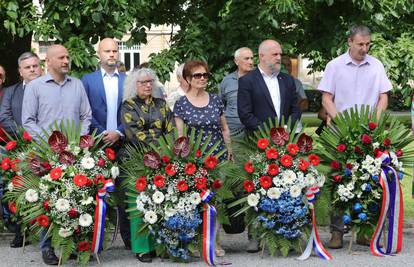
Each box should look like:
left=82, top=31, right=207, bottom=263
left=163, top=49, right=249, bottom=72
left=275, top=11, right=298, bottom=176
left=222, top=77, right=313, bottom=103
left=327, top=232, right=343, bottom=249
left=10, top=235, right=30, bottom=248
left=69, top=253, right=77, bottom=260
left=215, top=244, right=225, bottom=257
left=149, top=250, right=157, bottom=258
left=42, top=249, right=59, bottom=265
left=246, top=239, right=260, bottom=253
left=136, top=253, right=152, bottom=263
left=356, top=235, right=371, bottom=247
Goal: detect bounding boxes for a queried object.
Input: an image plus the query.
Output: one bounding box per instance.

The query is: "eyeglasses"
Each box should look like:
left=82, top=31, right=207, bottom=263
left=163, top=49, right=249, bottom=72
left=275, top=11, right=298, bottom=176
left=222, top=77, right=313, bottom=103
left=191, top=72, right=210, bottom=79
left=137, top=79, right=154, bottom=85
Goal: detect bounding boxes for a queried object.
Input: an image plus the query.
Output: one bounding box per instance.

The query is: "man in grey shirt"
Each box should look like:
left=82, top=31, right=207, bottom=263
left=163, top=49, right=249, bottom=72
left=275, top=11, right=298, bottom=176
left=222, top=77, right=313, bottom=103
left=22, top=44, right=91, bottom=141
left=21, top=44, right=91, bottom=265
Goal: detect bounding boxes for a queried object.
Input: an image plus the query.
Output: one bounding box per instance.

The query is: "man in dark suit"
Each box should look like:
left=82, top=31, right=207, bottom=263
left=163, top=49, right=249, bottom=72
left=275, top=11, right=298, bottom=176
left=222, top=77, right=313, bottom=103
left=0, top=52, right=42, bottom=248
left=238, top=40, right=301, bottom=132
left=81, top=38, right=130, bottom=249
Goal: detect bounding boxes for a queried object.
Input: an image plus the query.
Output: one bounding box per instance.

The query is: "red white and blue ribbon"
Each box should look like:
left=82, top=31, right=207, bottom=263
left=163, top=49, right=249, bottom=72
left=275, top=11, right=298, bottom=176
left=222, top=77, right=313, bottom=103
left=370, top=152, right=403, bottom=256
left=92, top=179, right=115, bottom=253
left=202, top=203, right=217, bottom=266
left=298, top=187, right=332, bottom=261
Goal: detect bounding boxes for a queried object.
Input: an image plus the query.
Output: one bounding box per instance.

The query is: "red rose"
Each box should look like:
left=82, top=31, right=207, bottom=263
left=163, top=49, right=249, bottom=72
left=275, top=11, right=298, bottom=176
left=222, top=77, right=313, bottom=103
left=177, top=180, right=188, bottom=192
left=244, top=161, right=255, bottom=174
left=184, top=162, right=197, bottom=175
left=37, top=215, right=50, bottom=227
left=266, top=148, right=279, bottom=159
left=287, top=144, right=300, bottom=156
left=105, top=148, right=116, bottom=161
left=195, top=177, right=207, bottom=190
left=204, top=156, right=218, bottom=170
left=135, top=176, right=147, bottom=191
left=97, top=158, right=106, bottom=167
left=161, top=156, right=170, bottom=163
left=308, top=154, right=320, bottom=166
left=43, top=201, right=50, bottom=211
left=212, top=179, right=222, bottom=189
left=267, top=164, right=280, bottom=176
left=165, top=163, right=177, bottom=176
left=396, top=150, right=404, bottom=157
left=68, top=209, right=78, bottom=218
left=298, top=158, right=310, bottom=171
left=330, top=160, right=341, bottom=170
left=257, top=138, right=270, bottom=150
left=1, top=158, right=11, bottom=170
left=383, top=138, right=391, bottom=147
left=11, top=159, right=20, bottom=172
left=73, top=174, right=87, bottom=187
left=195, top=150, right=202, bottom=158
left=243, top=180, right=255, bottom=193
left=361, top=134, right=372, bottom=144
left=332, top=175, right=342, bottom=183
left=336, top=144, right=346, bottom=152
left=23, top=131, right=33, bottom=142
left=5, top=140, right=17, bottom=151
left=345, top=163, right=353, bottom=169
left=280, top=154, right=293, bottom=167
left=12, top=176, right=23, bottom=187
left=368, top=122, right=377, bottom=130
left=78, top=241, right=90, bottom=252
left=354, top=146, right=362, bottom=154
left=259, top=176, right=272, bottom=189
left=153, top=175, right=166, bottom=188
left=50, top=167, right=62, bottom=180
left=8, top=202, right=17, bottom=214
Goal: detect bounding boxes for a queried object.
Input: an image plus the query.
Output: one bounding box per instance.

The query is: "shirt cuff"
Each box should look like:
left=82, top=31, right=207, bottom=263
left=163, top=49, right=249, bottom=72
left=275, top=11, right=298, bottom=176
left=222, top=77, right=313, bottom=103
left=115, top=130, right=124, bottom=137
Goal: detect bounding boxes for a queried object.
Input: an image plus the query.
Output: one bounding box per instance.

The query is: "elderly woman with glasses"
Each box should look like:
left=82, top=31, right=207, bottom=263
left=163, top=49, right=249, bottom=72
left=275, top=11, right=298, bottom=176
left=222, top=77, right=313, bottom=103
left=121, top=67, right=173, bottom=263
left=173, top=60, right=232, bottom=257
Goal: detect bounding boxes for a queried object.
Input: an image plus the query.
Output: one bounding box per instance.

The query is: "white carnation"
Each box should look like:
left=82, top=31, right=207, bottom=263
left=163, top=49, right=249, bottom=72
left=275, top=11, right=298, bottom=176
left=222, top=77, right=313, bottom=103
left=79, top=213, right=93, bottom=227
left=247, top=194, right=260, bottom=207
left=189, top=192, right=201, bottom=205
left=282, top=170, right=297, bottom=184
left=7, top=182, right=14, bottom=192
left=81, top=157, right=95, bottom=169
left=111, top=166, right=120, bottom=178
left=152, top=191, right=165, bottom=204
left=144, top=210, right=158, bottom=224
left=55, top=198, right=70, bottom=212
left=25, top=189, right=38, bottom=202
left=81, top=196, right=94, bottom=206
left=58, top=228, right=73, bottom=238
left=289, top=185, right=302, bottom=198
left=267, top=187, right=281, bottom=199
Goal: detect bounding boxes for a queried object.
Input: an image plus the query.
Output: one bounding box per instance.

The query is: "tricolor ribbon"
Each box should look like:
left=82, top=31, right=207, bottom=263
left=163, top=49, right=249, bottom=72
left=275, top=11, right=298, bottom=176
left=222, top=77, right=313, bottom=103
left=91, top=179, right=115, bottom=254
left=370, top=152, right=403, bottom=256
left=202, top=203, right=217, bottom=266
left=297, top=187, right=333, bottom=261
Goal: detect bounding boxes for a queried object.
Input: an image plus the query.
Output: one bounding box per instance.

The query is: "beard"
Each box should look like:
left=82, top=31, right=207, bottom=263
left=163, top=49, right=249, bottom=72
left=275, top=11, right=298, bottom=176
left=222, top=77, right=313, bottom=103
left=268, top=62, right=281, bottom=74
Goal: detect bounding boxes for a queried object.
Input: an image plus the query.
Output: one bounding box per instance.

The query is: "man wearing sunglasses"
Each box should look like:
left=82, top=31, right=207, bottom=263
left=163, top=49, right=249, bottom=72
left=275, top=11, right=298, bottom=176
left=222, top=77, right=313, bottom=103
left=237, top=40, right=301, bottom=132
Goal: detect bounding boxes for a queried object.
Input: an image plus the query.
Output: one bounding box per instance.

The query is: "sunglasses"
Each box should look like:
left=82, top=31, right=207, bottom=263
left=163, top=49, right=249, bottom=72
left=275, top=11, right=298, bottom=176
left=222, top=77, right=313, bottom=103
left=137, top=79, right=154, bottom=85
left=191, top=72, right=210, bottom=79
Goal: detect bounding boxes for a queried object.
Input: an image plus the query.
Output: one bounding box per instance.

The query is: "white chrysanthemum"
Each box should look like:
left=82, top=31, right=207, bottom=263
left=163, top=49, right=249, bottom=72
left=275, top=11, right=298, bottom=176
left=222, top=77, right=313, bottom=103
left=267, top=187, right=281, bottom=199
left=136, top=198, right=145, bottom=211
left=165, top=207, right=176, bottom=218
left=170, top=195, right=178, bottom=203
left=152, top=191, right=165, bottom=204
left=81, top=196, right=94, bottom=206
left=111, top=166, right=120, bottom=178
left=7, top=183, right=14, bottom=192
left=247, top=194, right=260, bottom=207
left=144, top=211, right=158, bottom=224
left=25, top=189, right=38, bottom=202
left=289, top=185, right=302, bottom=198
left=272, top=176, right=282, bottom=186
left=139, top=192, right=149, bottom=203
left=79, top=213, right=93, bottom=227
left=189, top=192, right=201, bottom=205
left=81, top=157, right=95, bottom=169
left=282, top=170, right=297, bottom=184
left=58, top=228, right=73, bottom=238
left=55, top=198, right=70, bottom=212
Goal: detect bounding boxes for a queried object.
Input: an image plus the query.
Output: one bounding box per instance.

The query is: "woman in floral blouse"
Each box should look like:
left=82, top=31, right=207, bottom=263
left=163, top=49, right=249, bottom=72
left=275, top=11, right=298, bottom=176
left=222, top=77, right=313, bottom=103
left=121, top=68, right=173, bottom=263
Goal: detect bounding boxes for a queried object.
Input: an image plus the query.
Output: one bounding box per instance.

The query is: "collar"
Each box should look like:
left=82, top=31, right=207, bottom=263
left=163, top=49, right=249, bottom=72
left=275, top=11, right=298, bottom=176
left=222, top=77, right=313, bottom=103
left=44, top=73, right=71, bottom=84
left=258, top=66, right=279, bottom=78
left=229, top=71, right=238, bottom=80
left=101, top=67, right=119, bottom=78
left=344, top=50, right=370, bottom=66
left=135, top=95, right=154, bottom=105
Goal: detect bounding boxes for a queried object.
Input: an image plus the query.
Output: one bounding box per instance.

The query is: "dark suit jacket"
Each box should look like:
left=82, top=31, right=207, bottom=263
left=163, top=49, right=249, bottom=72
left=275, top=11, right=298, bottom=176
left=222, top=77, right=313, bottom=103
left=81, top=70, right=125, bottom=135
left=0, top=82, right=24, bottom=135
left=237, top=68, right=301, bottom=131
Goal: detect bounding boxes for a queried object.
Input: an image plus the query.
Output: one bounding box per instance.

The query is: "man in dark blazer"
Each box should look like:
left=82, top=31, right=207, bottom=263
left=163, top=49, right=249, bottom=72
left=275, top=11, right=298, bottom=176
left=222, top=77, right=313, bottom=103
left=81, top=38, right=130, bottom=249
left=238, top=40, right=301, bottom=132
left=0, top=52, right=42, bottom=248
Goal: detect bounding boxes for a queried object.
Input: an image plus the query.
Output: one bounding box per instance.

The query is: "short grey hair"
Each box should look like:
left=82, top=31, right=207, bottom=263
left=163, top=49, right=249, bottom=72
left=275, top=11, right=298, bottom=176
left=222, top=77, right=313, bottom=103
left=122, top=67, right=159, bottom=101
left=234, top=47, right=252, bottom=59
left=176, top=63, right=185, bottom=79
left=17, top=52, right=39, bottom=66
left=349, top=25, right=371, bottom=39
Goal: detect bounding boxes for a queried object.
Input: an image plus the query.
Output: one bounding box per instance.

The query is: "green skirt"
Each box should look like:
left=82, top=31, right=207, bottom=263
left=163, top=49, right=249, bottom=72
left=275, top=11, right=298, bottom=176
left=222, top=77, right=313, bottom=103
left=128, top=200, right=154, bottom=253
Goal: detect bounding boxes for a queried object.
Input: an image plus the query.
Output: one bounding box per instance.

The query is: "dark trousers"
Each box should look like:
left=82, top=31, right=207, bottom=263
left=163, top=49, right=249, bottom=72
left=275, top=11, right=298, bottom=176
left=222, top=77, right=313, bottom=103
left=114, top=175, right=131, bottom=247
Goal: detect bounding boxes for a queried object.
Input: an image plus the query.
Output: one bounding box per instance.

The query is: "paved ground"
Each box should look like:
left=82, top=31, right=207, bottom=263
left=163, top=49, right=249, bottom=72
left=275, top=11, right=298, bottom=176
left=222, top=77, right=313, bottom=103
left=1, top=227, right=414, bottom=267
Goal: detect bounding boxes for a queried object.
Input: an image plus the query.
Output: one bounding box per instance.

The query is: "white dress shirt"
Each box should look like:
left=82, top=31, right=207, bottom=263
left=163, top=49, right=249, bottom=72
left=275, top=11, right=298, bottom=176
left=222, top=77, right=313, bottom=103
left=259, top=66, right=281, bottom=118
left=101, top=68, right=119, bottom=131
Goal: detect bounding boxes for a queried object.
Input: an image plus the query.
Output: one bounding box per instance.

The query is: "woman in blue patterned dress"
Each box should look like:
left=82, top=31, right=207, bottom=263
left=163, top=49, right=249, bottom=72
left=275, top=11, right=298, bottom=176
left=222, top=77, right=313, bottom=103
left=173, top=60, right=232, bottom=257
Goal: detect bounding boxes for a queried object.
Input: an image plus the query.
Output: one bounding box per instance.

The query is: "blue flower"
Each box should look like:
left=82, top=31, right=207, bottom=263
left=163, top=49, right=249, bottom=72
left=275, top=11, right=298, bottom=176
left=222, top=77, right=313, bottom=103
left=353, top=203, right=362, bottom=213
left=364, top=184, right=372, bottom=192
left=358, top=213, right=367, bottom=221
left=344, top=168, right=351, bottom=176
left=343, top=214, right=351, bottom=225
left=372, top=175, right=379, bottom=182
